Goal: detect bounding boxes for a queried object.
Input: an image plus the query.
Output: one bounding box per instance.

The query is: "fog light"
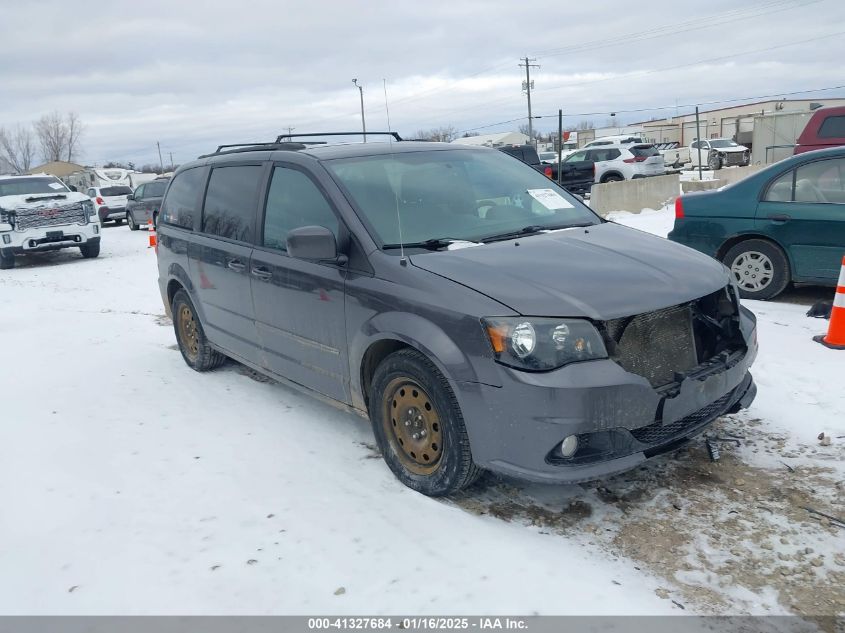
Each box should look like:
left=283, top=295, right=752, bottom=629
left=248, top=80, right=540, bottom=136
left=560, top=435, right=579, bottom=458
left=1, top=234, right=9, bottom=244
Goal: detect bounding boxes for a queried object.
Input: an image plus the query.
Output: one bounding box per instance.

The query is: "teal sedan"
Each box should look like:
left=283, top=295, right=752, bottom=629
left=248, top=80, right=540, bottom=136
left=669, top=147, right=845, bottom=299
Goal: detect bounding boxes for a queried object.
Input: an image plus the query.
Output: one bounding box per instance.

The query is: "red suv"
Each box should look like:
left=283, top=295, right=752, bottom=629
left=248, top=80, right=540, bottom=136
left=795, top=106, right=845, bottom=154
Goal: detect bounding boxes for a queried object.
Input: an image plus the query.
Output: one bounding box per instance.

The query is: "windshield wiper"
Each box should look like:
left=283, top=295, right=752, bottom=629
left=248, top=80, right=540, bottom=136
left=480, top=222, right=597, bottom=243
left=382, top=237, right=480, bottom=251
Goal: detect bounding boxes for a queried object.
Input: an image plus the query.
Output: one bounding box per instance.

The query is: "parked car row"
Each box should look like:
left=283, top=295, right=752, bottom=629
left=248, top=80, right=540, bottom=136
left=86, top=176, right=170, bottom=229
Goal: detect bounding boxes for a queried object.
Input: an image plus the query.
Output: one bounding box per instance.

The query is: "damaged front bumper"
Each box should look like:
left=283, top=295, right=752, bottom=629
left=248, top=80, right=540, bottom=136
left=458, top=307, right=758, bottom=484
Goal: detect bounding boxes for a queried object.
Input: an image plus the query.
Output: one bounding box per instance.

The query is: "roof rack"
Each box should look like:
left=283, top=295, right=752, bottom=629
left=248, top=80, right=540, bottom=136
left=274, top=131, right=403, bottom=143
left=197, top=141, right=308, bottom=159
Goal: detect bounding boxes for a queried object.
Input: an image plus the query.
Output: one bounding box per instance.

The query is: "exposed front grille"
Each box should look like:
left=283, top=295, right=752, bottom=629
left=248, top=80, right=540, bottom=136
left=723, top=153, right=746, bottom=166
left=629, top=386, right=736, bottom=445
left=12, top=202, right=88, bottom=231
left=604, top=302, right=698, bottom=388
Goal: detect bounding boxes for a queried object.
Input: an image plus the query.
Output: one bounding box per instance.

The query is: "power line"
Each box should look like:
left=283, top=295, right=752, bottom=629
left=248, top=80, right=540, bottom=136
left=296, top=0, right=823, bottom=131
left=457, top=83, right=845, bottom=134
left=532, top=0, right=821, bottom=59
left=410, top=28, right=845, bottom=129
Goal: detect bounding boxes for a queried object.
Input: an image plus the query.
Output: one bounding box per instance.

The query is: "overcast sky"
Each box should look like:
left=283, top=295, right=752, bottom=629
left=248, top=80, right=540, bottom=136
left=2, top=0, right=843, bottom=166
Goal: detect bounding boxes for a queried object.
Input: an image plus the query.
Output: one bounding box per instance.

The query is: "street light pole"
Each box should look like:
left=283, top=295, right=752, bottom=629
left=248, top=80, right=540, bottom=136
left=352, top=79, right=366, bottom=142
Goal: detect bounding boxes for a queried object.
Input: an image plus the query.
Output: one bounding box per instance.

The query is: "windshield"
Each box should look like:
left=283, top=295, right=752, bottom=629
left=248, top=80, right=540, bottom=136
left=325, top=149, right=599, bottom=247
left=709, top=139, right=739, bottom=148
left=100, top=186, right=132, bottom=196
left=0, top=177, right=68, bottom=197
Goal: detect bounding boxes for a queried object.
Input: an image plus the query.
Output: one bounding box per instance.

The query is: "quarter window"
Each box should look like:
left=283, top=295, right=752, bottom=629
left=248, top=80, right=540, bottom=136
left=764, top=170, right=794, bottom=202
left=202, top=166, right=263, bottom=242
left=263, top=167, right=338, bottom=251
left=818, top=116, right=845, bottom=139
left=134, top=184, right=146, bottom=199
left=161, top=169, right=204, bottom=229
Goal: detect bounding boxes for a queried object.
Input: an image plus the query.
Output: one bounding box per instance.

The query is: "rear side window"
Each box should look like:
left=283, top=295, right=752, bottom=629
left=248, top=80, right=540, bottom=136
left=630, top=145, right=659, bottom=158
left=817, top=116, right=845, bottom=139
left=202, top=166, right=263, bottom=242
left=263, top=166, right=338, bottom=251
left=161, top=169, right=204, bottom=229
left=145, top=181, right=167, bottom=198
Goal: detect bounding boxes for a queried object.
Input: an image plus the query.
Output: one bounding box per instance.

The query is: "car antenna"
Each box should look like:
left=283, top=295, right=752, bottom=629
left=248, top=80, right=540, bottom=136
left=383, top=78, right=406, bottom=266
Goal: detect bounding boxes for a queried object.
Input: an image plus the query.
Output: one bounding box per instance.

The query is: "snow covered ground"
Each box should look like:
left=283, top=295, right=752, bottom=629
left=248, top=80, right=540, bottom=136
left=1, top=212, right=842, bottom=619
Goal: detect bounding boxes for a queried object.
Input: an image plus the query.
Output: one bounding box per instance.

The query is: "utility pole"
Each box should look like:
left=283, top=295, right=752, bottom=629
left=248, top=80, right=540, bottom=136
left=519, top=57, right=540, bottom=143
left=168, top=152, right=174, bottom=169
left=557, top=109, right=563, bottom=185
left=156, top=141, right=164, bottom=173
left=285, top=126, right=295, bottom=137
left=352, top=79, right=366, bottom=142
left=695, top=106, right=703, bottom=181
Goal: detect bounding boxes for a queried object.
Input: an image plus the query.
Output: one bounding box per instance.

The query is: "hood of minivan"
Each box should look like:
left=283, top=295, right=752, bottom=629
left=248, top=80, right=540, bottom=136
left=410, top=222, right=728, bottom=320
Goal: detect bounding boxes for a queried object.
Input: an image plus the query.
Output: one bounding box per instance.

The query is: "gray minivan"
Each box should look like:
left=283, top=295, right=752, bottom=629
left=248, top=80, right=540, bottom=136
left=156, top=133, right=758, bottom=496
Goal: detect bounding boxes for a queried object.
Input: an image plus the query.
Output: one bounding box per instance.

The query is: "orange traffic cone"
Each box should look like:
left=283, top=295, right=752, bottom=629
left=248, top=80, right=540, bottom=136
left=148, top=222, right=157, bottom=250
left=814, top=255, right=845, bottom=350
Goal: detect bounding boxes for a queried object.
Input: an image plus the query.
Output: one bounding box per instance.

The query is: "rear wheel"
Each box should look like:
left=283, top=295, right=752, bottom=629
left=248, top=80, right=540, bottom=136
left=171, top=289, right=226, bottom=371
left=601, top=174, right=624, bottom=183
left=0, top=250, right=14, bottom=270
left=113, top=218, right=123, bottom=226
left=723, top=239, right=790, bottom=300
left=370, top=348, right=481, bottom=496
left=79, top=241, right=100, bottom=259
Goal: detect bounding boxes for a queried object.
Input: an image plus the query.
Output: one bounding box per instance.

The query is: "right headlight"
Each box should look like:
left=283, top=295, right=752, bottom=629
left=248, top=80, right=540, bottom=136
left=483, top=317, right=608, bottom=371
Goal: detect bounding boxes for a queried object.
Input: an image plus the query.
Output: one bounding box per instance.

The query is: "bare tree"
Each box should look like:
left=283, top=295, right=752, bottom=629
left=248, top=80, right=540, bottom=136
left=65, top=112, right=84, bottom=162
left=34, top=111, right=84, bottom=163
left=413, top=125, right=458, bottom=142
left=576, top=120, right=595, bottom=131
left=0, top=124, right=37, bottom=173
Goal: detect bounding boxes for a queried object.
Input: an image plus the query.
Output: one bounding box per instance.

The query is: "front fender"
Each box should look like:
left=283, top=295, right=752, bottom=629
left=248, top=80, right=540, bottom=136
left=348, top=311, right=492, bottom=411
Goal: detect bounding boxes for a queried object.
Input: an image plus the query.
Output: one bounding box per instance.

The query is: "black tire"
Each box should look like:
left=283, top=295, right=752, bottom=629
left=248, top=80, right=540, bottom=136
left=708, top=152, right=722, bottom=170
left=113, top=218, right=123, bottom=226
left=722, top=239, right=790, bottom=300
left=171, top=289, right=226, bottom=371
left=79, top=241, right=100, bottom=259
left=601, top=174, right=624, bottom=183
left=128, top=213, right=139, bottom=231
left=370, top=348, right=481, bottom=496
left=0, top=251, right=14, bottom=270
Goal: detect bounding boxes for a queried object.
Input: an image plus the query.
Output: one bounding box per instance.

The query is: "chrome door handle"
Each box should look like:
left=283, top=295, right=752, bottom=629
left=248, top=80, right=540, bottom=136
left=251, top=266, right=273, bottom=281
left=227, top=259, right=246, bottom=272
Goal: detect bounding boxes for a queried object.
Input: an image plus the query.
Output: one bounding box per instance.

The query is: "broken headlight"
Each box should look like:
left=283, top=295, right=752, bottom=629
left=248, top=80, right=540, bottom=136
left=483, top=317, right=608, bottom=371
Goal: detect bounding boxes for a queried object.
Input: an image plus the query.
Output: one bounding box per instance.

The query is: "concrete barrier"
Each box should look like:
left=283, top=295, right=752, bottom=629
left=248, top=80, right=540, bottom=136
left=589, top=165, right=767, bottom=216
left=590, top=174, right=679, bottom=217
left=681, top=180, right=722, bottom=193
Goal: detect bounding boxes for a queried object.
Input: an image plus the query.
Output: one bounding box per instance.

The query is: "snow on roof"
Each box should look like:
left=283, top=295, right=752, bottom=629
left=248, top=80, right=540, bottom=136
left=451, top=131, right=530, bottom=147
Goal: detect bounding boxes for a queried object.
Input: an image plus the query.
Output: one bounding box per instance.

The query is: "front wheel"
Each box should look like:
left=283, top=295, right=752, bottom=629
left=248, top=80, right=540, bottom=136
left=171, top=289, right=227, bottom=371
left=128, top=213, right=139, bottom=231
left=370, top=349, right=481, bottom=496
left=0, top=250, right=14, bottom=270
left=80, top=241, right=100, bottom=259
left=723, top=239, right=790, bottom=300
left=708, top=153, right=722, bottom=170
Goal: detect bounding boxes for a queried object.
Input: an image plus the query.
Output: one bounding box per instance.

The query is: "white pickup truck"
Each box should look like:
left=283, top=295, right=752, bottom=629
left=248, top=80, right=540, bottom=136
left=688, top=138, right=750, bottom=170
left=654, top=142, right=690, bottom=170
left=0, top=174, right=101, bottom=269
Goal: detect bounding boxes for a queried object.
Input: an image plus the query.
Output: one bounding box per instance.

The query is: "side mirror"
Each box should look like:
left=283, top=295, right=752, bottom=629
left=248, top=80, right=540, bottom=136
left=127, top=192, right=135, bottom=200
left=286, top=225, right=344, bottom=263
left=69, top=185, right=78, bottom=192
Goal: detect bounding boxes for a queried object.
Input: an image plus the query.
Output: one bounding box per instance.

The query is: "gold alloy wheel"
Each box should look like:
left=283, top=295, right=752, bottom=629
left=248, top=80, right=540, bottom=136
left=177, top=304, right=200, bottom=362
left=383, top=377, right=443, bottom=476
